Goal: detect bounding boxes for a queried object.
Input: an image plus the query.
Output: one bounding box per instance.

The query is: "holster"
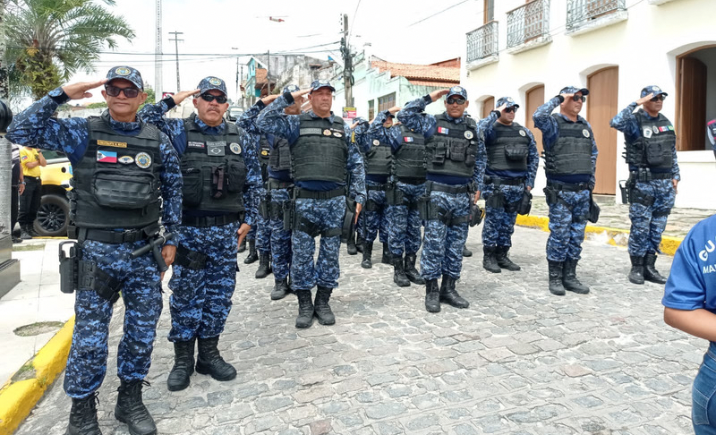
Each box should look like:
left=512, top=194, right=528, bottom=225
left=469, top=203, right=484, bottom=227
left=283, top=199, right=296, bottom=231
left=619, top=179, right=631, bottom=205
left=59, top=241, right=80, bottom=294
left=588, top=193, right=600, bottom=223
left=259, top=192, right=270, bottom=219
left=78, top=260, right=121, bottom=303
left=485, top=191, right=504, bottom=210
left=543, top=186, right=558, bottom=206
left=174, top=244, right=208, bottom=270
left=517, top=191, right=532, bottom=215
left=385, top=185, right=405, bottom=206
left=341, top=197, right=357, bottom=243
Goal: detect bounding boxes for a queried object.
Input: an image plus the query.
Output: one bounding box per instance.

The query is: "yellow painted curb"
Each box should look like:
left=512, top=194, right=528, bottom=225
left=515, top=215, right=683, bottom=256
left=0, top=316, right=75, bottom=435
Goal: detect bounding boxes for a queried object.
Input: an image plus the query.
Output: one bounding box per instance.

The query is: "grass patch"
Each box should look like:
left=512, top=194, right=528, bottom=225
left=14, top=321, right=65, bottom=337
left=12, top=243, right=46, bottom=252
left=11, top=362, right=36, bottom=382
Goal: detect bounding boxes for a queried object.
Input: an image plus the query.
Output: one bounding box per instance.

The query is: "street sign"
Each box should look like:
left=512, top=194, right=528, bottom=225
left=343, top=106, right=356, bottom=119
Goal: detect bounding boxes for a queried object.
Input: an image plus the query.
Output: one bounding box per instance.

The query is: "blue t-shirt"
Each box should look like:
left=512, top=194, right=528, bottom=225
left=662, top=215, right=716, bottom=314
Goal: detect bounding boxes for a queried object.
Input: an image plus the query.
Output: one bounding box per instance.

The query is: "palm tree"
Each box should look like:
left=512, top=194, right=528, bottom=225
left=4, top=0, right=135, bottom=100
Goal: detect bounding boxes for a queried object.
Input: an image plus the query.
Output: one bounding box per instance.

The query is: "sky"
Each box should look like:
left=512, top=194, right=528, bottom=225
left=65, top=0, right=486, bottom=104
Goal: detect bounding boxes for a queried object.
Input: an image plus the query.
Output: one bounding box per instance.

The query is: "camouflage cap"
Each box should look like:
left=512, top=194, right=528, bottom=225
left=309, top=80, right=335, bottom=93
left=641, top=85, right=668, bottom=98
left=198, top=76, right=228, bottom=96
left=283, top=84, right=300, bottom=93
left=496, top=96, right=519, bottom=109
left=106, top=66, right=143, bottom=90
left=559, top=86, right=589, bottom=96
left=446, top=86, right=468, bottom=99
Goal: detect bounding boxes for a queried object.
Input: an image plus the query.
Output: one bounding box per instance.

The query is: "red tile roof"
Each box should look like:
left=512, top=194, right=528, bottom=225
left=370, top=60, right=460, bottom=86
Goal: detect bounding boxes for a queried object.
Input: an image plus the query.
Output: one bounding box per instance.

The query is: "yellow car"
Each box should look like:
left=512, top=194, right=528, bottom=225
left=35, top=150, right=72, bottom=237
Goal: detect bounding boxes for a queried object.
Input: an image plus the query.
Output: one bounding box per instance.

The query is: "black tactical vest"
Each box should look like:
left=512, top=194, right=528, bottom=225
left=180, top=114, right=246, bottom=213
left=365, top=137, right=392, bottom=177
left=543, top=114, right=593, bottom=176
left=624, top=110, right=675, bottom=171
left=70, top=111, right=162, bottom=229
left=268, top=135, right=291, bottom=173
left=394, top=126, right=426, bottom=180
left=292, top=113, right=348, bottom=183
left=425, top=113, right=478, bottom=178
left=487, top=122, right=531, bottom=172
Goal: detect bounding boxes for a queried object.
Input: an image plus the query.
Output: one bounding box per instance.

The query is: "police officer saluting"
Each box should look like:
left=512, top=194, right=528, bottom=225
left=8, top=66, right=182, bottom=435
left=533, top=86, right=598, bottom=296
left=257, top=81, right=366, bottom=328
left=479, top=97, right=539, bottom=273
left=138, top=77, right=261, bottom=392
left=398, top=86, right=486, bottom=313
left=610, top=85, right=679, bottom=285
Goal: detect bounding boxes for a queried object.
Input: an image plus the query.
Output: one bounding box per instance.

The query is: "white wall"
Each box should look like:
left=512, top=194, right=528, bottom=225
left=462, top=0, right=716, bottom=209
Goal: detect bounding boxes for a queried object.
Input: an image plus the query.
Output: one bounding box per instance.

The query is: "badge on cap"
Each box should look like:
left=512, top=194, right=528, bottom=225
left=643, top=128, right=653, bottom=138
left=507, top=97, right=514, bottom=103
left=453, top=86, right=463, bottom=92
left=373, top=139, right=380, bottom=146
left=519, top=130, right=527, bottom=137
left=209, top=77, right=222, bottom=86
left=135, top=152, right=152, bottom=169
left=582, top=129, right=590, bottom=138
left=323, top=129, right=332, bottom=136
left=333, top=131, right=343, bottom=138
left=115, top=67, right=131, bottom=76
left=229, top=143, right=242, bottom=155
left=118, top=155, right=134, bottom=165
left=653, top=86, right=661, bottom=92
left=464, top=131, right=474, bottom=140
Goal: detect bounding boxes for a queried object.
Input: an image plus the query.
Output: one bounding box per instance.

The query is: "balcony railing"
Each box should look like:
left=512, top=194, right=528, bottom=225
left=466, top=21, right=499, bottom=63
left=507, top=0, right=551, bottom=50
left=567, top=0, right=626, bottom=31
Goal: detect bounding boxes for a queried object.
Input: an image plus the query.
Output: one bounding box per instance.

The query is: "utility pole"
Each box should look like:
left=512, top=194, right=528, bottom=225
left=168, top=31, right=183, bottom=92
left=154, top=0, right=163, bottom=98
left=340, top=13, right=354, bottom=109
left=266, top=50, right=271, bottom=95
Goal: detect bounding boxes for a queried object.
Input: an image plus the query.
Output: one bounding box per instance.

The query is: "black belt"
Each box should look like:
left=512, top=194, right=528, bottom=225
left=24, top=176, right=41, bottom=181
left=182, top=214, right=239, bottom=228
left=267, top=178, right=294, bottom=190
left=366, top=183, right=389, bottom=191
left=633, top=172, right=673, bottom=180
left=430, top=183, right=470, bottom=194
left=295, top=187, right=345, bottom=200
left=75, top=224, right=159, bottom=244
left=546, top=180, right=590, bottom=192
left=487, top=177, right=524, bottom=186
left=396, top=177, right=425, bottom=185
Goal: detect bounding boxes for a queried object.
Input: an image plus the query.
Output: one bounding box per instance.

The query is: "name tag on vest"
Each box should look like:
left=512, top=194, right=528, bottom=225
left=207, top=141, right=226, bottom=156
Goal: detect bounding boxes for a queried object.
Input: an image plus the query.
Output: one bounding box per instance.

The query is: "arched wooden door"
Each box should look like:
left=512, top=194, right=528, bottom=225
left=587, top=67, right=618, bottom=195
left=481, top=97, right=495, bottom=119
left=525, top=85, right=545, bottom=153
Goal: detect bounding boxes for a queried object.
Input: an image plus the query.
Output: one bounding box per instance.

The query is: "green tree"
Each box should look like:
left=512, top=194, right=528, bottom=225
left=4, top=0, right=135, bottom=100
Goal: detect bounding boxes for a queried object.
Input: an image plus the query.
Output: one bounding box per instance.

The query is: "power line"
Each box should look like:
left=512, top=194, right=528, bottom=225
left=348, top=0, right=362, bottom=43
left=408, top=0, right=472, bottom=27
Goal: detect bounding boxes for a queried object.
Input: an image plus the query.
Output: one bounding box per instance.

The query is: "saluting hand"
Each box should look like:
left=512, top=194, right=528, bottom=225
left=291, top=89, right=311, bottom=100
left=429, top=89, right=450, bottom=102
left=172, top=89, right=200, bottom=105
left=495, top=104, right=507, bottom=114
left=261, top=94, right=280, bottom=105
left=636, top=93, right=655, bottom=106
left=62, top=79, right=109, bottom=100
left=388, top=106, right=401, bottom=115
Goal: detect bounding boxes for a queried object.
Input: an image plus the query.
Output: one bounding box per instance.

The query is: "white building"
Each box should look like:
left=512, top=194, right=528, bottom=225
left=462, top=0, right=715, bottom=208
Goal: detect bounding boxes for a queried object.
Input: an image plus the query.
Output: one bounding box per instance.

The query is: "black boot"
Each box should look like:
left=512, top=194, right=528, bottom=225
left=628, top=255, right=645, bottom=285
left=167, top=339, right=195, bottom=392
left=347, top=233, right=357, bottom=255
left=244, top=240, right=258, bottom=264
left=314, top=286, right=336, bottom=325
left=548, top=260, right=566, bottom=296
left=496, top=246, right=521, bottom=271
left=237, top=237, right=246, bottom=253
left=356, top=234, right=365, bottom=253
left=271, top=278, right=290, bottom=300
left=20, top=224, right=33, bottom=240
left=255, top=252, right=272, bottom=278
left=68, top=392, right=101, bottom=435
left=361, top=242, right=373, bottom=269
left=462, top=246, right=472, bottom=257
left=393, top=255, right=410, bottom=287
left=644, top=252, right=667, bottom=284
left=439, top=275, right=470, bottom=308
left=425, top=279, right=440, bottom=313
left=404, top=254, right=425, bottom=284
left=482, top=247, right=501, bottom=273
left=381, top=244, right=392, bottom=264
left=295, top=290, right=314, bottom=329
left=115, top=380, right=156, bottom=435
left=562, top=259, right=590, bottom=294
left=196, top=336, right=236, bottom=381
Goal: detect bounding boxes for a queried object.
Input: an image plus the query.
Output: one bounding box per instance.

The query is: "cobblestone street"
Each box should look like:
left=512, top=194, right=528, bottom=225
left=15, top=225, right=702, bottom=435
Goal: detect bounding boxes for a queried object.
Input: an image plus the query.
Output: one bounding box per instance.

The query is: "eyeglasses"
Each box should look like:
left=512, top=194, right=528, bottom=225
left=650, top=94, right=666, bottom=102
left=105, top=85, right=140, bottom=99
left=200, top=93, right=228, bottom=104
left=446, top=98, right=466, bottom=105
left=572, top=95, right=586, bottom=103
left=504, top=107, right=518, bottom=114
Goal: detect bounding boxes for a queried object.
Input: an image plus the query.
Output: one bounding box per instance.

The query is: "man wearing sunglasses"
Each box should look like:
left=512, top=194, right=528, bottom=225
left=8, top=66, right=182, bottom=435
left=137, top=77, right=262, bottom=392
left=479, top=97, right=539, bottom=273
left=398, top=86, right=486, bottom=313
left=610, top=85, right=680, bottom=286
left=533, top=86, right=598, bottom=297
left=257, top=80, right=366, bottom=329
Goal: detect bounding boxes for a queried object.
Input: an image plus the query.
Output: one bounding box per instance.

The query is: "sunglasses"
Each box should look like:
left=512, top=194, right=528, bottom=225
left=446, top=98, right=466, bottom=105
left=200, top=93, right=228, bottom=104
left=650, top=94, right=666, bottom=102
left=105, top=85, right=140, bottom=98
left=570, top=95, right=586, bottom=103
left=504, top=107, right=518, bottom=114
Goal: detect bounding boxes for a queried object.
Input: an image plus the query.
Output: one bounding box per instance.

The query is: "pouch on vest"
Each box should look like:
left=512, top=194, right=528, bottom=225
left=92, top=170, right=157, bottom=210
left=449, top=140, right=467, bottom=162
left=227, top=162, right=246, bottom=193
left=646, top=142, right=665, bottom=166
left=505, top=143, right=529, bottom=162
left=181, top=167, right=203, bottom=207
left=211, top=166, right=227, bottom=199
left=432, top=143, right=447, bottom=165
left=517, top=190, right=532, bottom=215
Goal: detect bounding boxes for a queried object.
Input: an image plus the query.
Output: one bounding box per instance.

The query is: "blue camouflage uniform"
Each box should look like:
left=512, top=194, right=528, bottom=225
left=137, top=86, right=261, bottom=343
left=398, top=94, right=486, bottom=283
left=256, top=93, right=366, bottom=293
left=478, top=102, right=539, bottom=253
left=7, top=83, right=182, bottom=399
left=362, top=116, right=393, bottom=247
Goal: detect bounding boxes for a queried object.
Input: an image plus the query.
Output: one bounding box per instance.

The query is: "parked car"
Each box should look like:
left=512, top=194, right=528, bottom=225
left=226, top=106, right=244, bottom=122
left=35, top=150, right=72, bottom=237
